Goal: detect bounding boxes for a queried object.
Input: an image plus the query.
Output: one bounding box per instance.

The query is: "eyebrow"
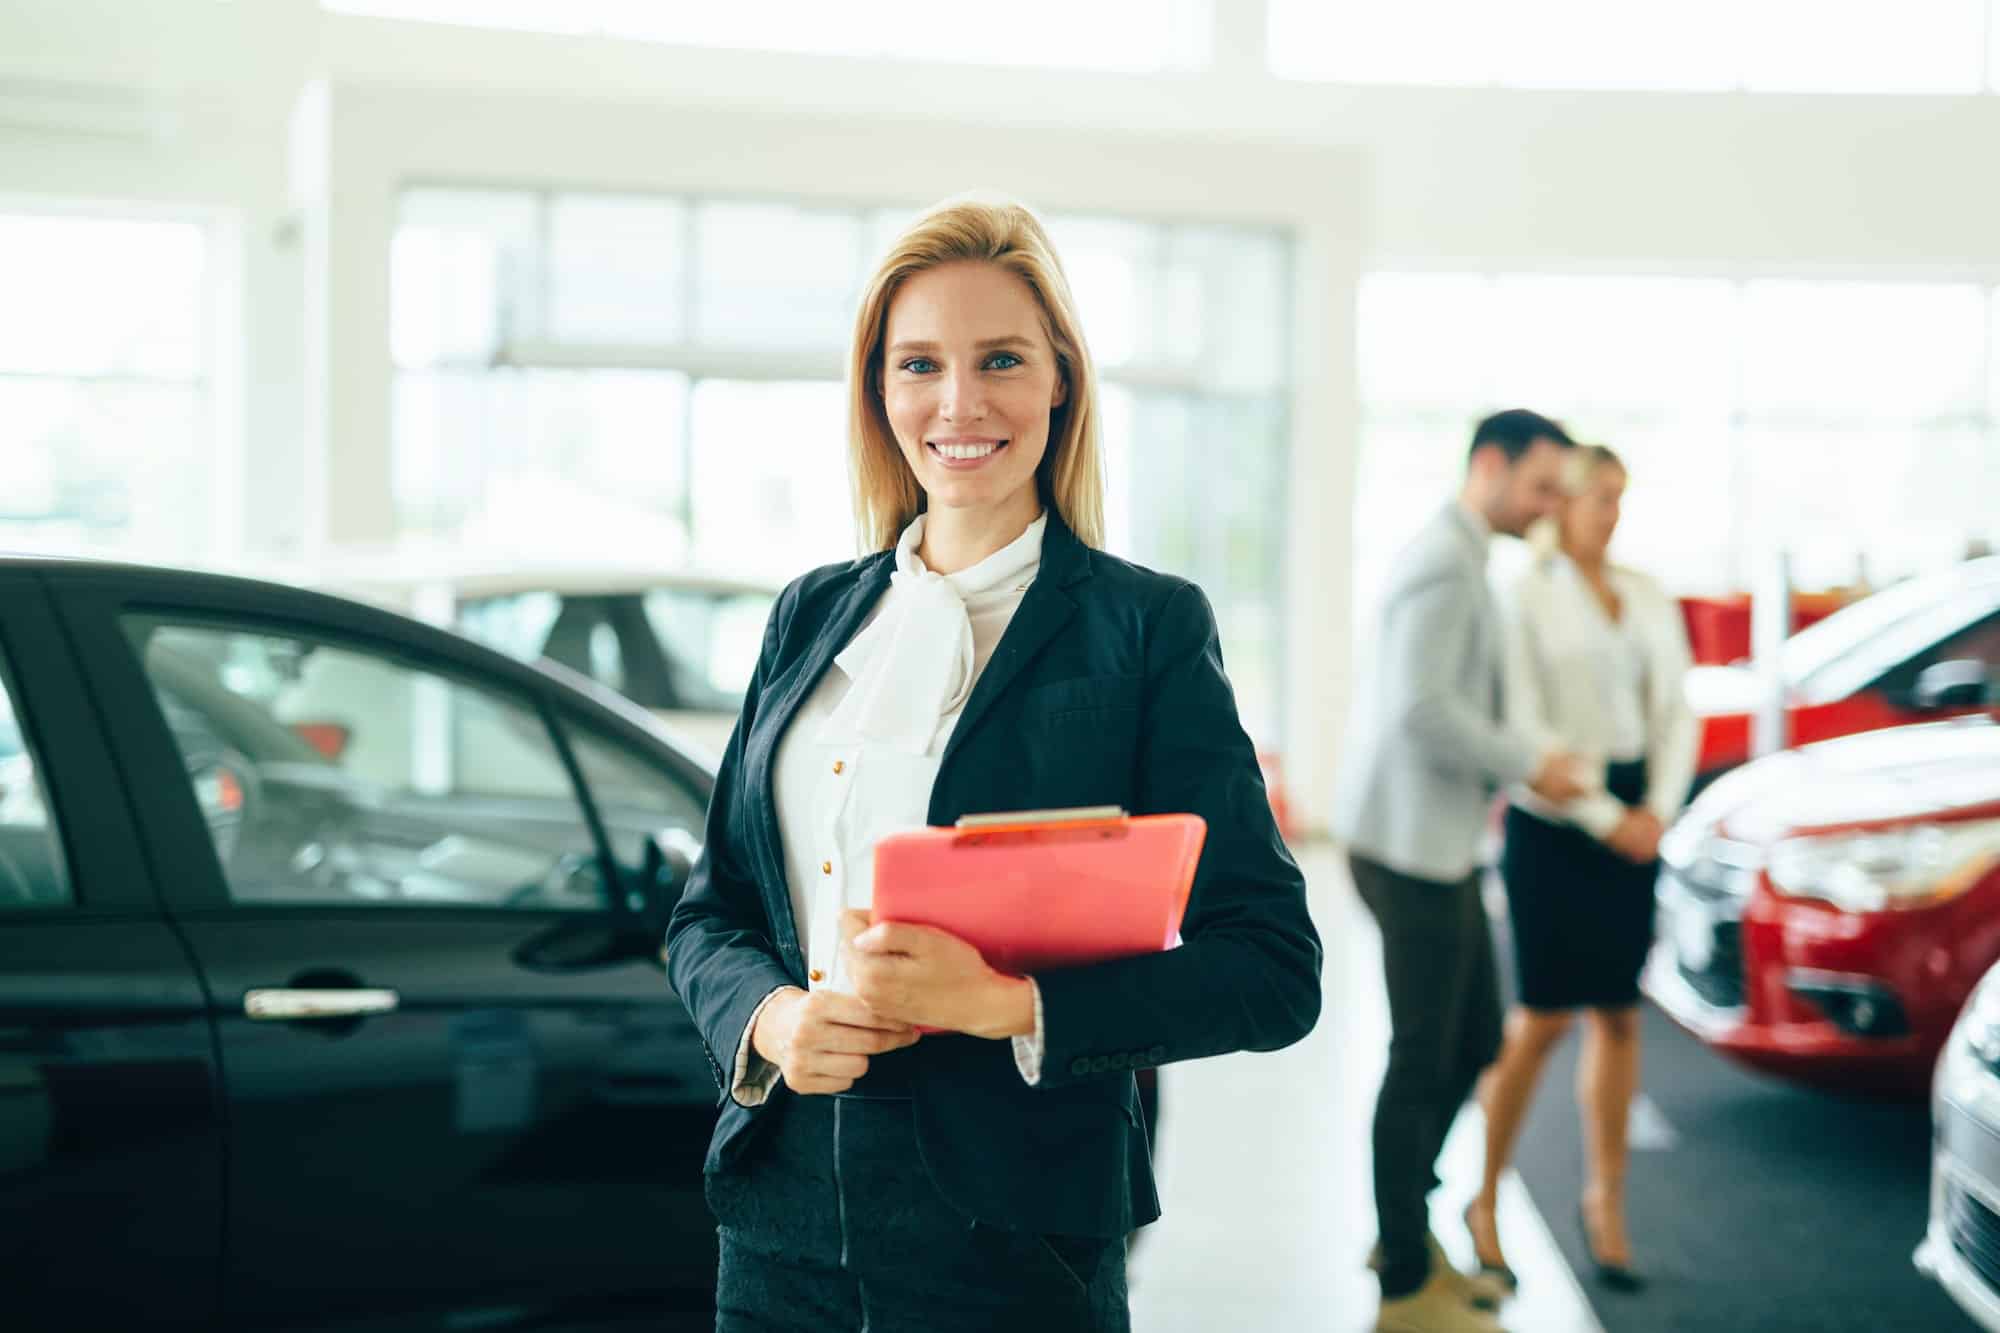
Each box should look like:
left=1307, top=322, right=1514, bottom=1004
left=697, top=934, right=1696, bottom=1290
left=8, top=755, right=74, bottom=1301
left=887, top=336, right=1036, bottom=355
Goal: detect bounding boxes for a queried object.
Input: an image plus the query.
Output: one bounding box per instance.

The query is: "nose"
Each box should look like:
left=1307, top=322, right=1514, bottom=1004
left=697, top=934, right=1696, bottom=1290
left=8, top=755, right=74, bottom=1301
left=938, top=364, right=987, bottom=423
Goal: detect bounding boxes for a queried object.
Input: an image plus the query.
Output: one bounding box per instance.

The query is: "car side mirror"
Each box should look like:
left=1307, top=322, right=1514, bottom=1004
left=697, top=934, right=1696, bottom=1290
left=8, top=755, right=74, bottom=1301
left=1913, top=659, right=1997, bottom=712
left=625, top=827, right=700, bottom=939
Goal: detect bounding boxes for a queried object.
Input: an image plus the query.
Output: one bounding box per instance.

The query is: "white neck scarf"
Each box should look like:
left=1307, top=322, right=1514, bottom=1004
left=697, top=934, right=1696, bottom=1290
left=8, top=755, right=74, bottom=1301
left=821, top=512, right=1046, bottom=754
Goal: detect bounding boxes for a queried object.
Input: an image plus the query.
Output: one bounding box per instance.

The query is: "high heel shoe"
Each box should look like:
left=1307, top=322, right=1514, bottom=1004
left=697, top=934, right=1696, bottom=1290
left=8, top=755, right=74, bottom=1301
left=1575, top=1201, right=1645, bottom=1293
left=1460, top=1200, right=1518, bottom=1292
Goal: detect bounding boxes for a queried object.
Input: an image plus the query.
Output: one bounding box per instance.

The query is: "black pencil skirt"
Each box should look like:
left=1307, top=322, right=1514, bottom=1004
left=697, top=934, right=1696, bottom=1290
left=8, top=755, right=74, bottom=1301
left=1499, top=759, right=1659, bottom=1011
left=704, top=1091, right=1129, bottom=1332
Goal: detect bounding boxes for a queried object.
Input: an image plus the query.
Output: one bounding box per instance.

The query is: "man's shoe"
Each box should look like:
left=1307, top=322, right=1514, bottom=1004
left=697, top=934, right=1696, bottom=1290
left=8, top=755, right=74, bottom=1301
left=1375, top=1265, right=1507, bottom=1333
left=1365, top=1235, right=1508, bottom=1311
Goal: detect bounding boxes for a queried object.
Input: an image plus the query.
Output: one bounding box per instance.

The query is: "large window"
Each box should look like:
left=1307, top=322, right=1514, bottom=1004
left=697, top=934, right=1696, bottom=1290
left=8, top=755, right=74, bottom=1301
left=1272, top=0, right=2000, bottom=94
left=0, top=210, right=211, bottom=560
left=325, top=1, right=1212, bottom=73
left=391, top=188, right=1293, bottom=741
left=1356, top=273, right=2000, bottom=621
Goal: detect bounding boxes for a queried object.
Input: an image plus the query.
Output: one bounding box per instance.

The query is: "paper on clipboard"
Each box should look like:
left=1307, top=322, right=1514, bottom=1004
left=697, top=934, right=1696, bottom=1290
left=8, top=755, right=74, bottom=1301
left=869, top=806, right=1207, bottom=979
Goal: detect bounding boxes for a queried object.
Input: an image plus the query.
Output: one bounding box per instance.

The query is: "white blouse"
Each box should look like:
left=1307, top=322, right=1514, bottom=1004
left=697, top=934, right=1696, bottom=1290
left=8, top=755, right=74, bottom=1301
left=1502, top=553, right=1700, bottom=841
left=731, top=513, right=1049, bottom=1106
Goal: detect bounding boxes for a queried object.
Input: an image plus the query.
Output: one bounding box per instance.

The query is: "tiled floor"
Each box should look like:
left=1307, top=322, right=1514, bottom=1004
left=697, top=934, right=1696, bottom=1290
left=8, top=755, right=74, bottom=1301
left=1126, top=843, right=1603, bottom=1332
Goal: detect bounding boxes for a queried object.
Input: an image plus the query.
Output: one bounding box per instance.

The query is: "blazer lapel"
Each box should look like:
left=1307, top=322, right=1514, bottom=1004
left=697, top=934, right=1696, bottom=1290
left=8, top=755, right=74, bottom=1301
left=933, top=509, right=1090, bottom=796
left=750, top=558, right=892, bottom=944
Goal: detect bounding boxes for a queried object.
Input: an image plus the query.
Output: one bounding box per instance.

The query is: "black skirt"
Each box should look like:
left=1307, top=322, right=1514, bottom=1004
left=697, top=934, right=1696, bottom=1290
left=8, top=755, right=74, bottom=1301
left=1499, top=759, right=1658, bottom=1011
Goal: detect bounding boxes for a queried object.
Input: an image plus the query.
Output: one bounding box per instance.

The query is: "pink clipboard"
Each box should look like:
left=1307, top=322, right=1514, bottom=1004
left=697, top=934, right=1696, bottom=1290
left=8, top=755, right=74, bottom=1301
left=870, top=806, right=1206, bottom=982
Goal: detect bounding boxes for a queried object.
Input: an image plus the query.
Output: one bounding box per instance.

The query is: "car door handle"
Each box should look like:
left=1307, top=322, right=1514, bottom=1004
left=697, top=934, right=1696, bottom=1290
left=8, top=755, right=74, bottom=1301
left=244, top=988, right=400, bottom=1021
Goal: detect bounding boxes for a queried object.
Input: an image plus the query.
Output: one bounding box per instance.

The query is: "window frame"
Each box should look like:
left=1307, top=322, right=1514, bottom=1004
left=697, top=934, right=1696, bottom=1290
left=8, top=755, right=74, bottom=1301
left=0, top=570, right=160, bottom=917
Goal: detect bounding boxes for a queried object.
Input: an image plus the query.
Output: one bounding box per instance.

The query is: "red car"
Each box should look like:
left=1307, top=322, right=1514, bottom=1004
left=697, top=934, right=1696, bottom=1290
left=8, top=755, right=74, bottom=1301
left=1649, top=714, right=2000, bottom=1096
left=1688, top=556, right=2000, bottom=789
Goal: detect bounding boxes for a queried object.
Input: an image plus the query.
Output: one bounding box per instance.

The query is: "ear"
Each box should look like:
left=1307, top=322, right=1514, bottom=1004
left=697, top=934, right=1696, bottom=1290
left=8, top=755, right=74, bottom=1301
left=1050, top=370, right=1069, bottom=409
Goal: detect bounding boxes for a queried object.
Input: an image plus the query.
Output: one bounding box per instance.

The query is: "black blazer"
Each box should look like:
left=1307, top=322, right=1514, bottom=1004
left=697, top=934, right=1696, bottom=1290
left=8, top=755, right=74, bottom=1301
left=664, top=509, right=1321, bottom=1239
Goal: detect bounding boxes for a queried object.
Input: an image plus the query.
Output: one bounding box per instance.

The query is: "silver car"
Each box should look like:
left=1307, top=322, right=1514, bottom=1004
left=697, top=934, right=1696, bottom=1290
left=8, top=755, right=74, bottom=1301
left=1919, top=962, right=2000, bottom=1330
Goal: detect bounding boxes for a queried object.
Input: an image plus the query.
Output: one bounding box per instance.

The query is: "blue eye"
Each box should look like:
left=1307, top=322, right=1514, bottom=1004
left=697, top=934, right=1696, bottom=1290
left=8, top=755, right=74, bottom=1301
left=985, top=352, right=1024, bottom=370
left=899, top=357, right=939, bottom=374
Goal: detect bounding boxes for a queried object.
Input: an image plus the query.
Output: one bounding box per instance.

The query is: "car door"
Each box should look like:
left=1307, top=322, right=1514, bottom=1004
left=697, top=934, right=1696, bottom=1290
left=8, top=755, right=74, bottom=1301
left=53, top=569, right=720, bottom=1331
left=0, top=568, right=225, bottom=1330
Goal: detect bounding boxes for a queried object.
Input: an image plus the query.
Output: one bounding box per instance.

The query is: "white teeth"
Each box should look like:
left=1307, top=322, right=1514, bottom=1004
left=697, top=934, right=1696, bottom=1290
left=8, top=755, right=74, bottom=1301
left=935, top=441, right=1000, bottom=461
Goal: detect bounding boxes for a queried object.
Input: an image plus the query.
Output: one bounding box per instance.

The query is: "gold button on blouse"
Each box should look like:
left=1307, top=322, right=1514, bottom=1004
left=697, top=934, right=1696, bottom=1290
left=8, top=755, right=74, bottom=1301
left=833, top=760, right=845, bottom=775
left=821, top=861, right=832, bottom=875
left=809, top=969, right=825, bottom=982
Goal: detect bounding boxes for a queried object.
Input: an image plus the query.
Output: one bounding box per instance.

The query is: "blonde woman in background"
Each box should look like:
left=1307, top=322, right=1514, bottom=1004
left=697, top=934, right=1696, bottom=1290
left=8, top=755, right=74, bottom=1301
left=1461, top=445, right=1697, bottom=1296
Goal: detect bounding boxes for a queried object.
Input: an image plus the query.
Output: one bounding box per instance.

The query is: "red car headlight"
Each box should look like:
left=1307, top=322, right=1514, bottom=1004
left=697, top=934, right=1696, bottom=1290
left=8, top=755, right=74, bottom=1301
left=1768, top=819, right=2000, bottom=913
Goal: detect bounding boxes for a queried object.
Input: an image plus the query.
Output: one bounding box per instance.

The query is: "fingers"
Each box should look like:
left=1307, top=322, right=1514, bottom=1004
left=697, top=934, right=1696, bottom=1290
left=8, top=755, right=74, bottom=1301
left=808, top=988, right=917, bottom=1035
left=780, top=987, right=922, bottom=1095
left=852, top=922, right=934, bottom=955
left=783, top=1049, right=868, bottom=1096
left=804, top=1018, right=919, bottom=1057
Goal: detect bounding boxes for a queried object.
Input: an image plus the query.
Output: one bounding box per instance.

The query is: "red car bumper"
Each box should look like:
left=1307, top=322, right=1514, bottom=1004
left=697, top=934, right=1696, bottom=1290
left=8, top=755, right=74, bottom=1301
left=1649, top=863, right=2000, bottom=1098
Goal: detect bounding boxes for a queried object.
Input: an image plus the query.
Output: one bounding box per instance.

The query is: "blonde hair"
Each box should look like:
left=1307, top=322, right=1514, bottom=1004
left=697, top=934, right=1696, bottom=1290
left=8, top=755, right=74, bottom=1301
left=846, top=195, right=1106, bottom=552
left=1529, top=443, right=1627, bottom=556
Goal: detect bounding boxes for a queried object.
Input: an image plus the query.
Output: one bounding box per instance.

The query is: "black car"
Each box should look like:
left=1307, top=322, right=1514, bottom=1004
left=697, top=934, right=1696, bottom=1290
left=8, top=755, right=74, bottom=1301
left=0, top=557, right=724, bottom=1331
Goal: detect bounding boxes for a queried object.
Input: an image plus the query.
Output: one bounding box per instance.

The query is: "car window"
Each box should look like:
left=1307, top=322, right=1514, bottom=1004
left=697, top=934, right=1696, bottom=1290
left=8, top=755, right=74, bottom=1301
left=125, top=619, right=615, bottom=913
left=641, top=588, right=771, bottom=711
left=559, top=715, right=708, bottom=872
left=1797, top=584, right=2000, bottom=704
left=457, top=590, right=562, bottom=663
left=1786, top=563, right=2000, bottom=702
left=538, top=597, right=629, bottom=695
left=0, top=651, right=73, bottom=911
left=1923, top=613, right=2000, bottom=673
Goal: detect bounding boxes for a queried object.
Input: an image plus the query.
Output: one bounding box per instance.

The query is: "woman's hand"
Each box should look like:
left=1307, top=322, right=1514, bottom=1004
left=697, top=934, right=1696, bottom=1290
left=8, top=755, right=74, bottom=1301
left=748, top=986, right=921, bottom=1096
left=1606, top=809, right=1665, bottom=864
left=842, top=909, right=1037, bottom=1040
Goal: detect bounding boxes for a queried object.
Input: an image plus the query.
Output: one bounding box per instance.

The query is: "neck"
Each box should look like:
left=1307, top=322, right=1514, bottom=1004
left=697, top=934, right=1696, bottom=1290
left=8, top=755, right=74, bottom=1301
left=1565, top=543, right=1608, bottom=577
left=1455, top=487, right=1491, bottom=533
left=917, top=492, right=1044, bottom=575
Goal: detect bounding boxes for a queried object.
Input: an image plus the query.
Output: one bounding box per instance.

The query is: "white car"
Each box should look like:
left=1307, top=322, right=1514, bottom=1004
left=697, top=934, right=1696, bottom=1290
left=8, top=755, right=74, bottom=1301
left=316, top=561, right=775, bottom=758
left=1919, top=961, right=2000, bottom=1331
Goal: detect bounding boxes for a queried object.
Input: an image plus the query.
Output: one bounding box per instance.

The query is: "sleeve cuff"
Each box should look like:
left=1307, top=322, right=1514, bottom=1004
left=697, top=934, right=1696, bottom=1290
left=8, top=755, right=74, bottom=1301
left=730, top=986, right=792, bottom=1109
left=1571, top=793, right=1629, bottom=841
left=1010, top=978, right=1046, bottom=1087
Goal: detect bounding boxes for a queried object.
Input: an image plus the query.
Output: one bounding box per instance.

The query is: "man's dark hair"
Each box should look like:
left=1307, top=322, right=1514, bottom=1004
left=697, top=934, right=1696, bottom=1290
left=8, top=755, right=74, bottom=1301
left=1468, top=408, right=1575, bottom=463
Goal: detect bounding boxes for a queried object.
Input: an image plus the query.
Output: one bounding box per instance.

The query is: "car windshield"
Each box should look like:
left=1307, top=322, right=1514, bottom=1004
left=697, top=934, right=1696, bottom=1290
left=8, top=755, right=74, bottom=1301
left=1781, top=559, right=2000, bottom=702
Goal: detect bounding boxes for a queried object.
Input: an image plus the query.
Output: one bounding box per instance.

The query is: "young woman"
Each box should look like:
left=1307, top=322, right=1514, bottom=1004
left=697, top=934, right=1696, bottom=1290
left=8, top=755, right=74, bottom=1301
left=664, top=196, right=1321, bottom=1333
left=1464, top=445, right=1697, bottom=1295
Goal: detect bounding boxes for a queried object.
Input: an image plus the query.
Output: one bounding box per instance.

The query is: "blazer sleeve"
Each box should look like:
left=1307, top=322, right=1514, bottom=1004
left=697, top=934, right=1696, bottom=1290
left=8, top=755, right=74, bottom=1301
left=1388, top=567, right=1541, bottom=787
left=1640, top=576, right=1701, bottom=825
left=1028, top=582, right=1322, bottom=1090
left=663, top=585, right=803, bottom=1107
left=1503, top=570, right=1626, bottom=841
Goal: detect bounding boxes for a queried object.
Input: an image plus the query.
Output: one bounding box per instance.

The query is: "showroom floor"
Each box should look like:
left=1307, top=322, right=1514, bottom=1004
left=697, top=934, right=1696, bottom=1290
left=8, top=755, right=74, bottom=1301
left=1126, top=844, right=1977, bottom=1333
left=1126, top=843, right=1602, bottom=1333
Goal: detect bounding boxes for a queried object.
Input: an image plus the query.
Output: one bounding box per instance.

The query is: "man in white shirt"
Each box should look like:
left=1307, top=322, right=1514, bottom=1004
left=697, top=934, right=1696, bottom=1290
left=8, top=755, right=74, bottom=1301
left=1334, top=408, right=1588, bottom=1333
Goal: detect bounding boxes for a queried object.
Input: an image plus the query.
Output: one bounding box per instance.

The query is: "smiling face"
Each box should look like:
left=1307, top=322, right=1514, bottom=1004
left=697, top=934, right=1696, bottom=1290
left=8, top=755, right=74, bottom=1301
left=878, top=259, right=1068, bottom=529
